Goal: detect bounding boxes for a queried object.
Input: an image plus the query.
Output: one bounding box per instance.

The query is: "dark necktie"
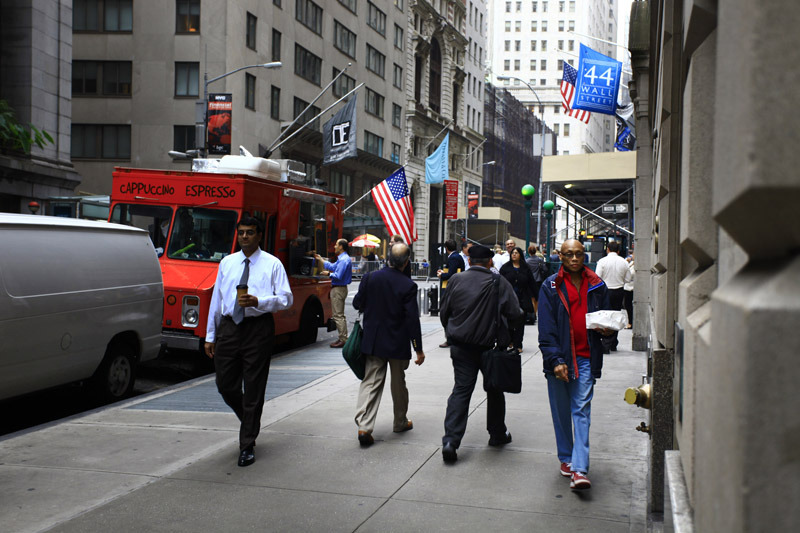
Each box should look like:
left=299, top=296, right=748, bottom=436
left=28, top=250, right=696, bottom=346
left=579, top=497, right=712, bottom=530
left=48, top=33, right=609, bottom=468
left=232, top=258, right=250, bottom=325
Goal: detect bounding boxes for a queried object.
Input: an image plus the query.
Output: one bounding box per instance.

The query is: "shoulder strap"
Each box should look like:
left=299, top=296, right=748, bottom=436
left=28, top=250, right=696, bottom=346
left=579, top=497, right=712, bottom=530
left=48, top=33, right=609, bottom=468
left=491, top=273, right=501, bottom=346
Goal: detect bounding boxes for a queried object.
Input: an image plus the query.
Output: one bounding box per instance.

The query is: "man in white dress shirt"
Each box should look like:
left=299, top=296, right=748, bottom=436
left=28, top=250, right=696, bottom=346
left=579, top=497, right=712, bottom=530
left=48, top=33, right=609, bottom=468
left=594, top=241, right=632, bottom=353
left=205, top=216, right=293, bottom=467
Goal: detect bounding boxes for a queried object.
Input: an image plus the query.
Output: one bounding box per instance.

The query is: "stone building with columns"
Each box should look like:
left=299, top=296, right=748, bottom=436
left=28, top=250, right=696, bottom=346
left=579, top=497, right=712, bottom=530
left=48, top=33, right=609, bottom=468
left=404, top=0, right=470, bottom=264
left=627, top=0, right=799, bottom=529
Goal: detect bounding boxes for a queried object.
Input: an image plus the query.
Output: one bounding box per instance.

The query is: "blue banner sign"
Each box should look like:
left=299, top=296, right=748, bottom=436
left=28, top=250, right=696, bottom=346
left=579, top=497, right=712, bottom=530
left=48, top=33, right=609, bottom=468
left=573, top=44, right=622, bottom=116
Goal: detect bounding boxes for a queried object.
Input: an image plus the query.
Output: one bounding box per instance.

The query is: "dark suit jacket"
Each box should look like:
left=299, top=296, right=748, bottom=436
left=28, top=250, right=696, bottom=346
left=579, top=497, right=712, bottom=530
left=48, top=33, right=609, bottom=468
left=440, top=251, right=465, bottom=282
left=353, top=267, right=422, bottom=359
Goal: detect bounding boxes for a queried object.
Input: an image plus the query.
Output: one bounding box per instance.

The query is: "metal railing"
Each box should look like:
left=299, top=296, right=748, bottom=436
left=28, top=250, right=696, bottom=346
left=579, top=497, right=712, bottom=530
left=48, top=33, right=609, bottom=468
left=352, top=261, right=432, bottom=280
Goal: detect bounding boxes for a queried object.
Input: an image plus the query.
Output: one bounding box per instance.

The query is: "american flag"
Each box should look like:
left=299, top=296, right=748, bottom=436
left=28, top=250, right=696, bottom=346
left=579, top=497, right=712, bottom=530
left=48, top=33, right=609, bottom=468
left=561, top=63, right=591, bottom=124
left=371, top=167, right=418, bottom=244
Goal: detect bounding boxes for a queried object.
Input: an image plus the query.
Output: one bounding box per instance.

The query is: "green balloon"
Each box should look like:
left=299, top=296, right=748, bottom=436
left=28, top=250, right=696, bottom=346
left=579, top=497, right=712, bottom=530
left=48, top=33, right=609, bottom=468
left=543, top=200, right=555, bottom=211
left=521, top=184, right=535, bottom=198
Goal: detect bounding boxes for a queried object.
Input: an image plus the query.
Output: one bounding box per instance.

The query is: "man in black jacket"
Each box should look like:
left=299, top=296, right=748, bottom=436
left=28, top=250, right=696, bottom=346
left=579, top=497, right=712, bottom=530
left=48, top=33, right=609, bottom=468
left=439, top=245, right=524, bottom=462
left=436, top=239, right=465, bottom=348
left=353, top=243, right=425, bottom=446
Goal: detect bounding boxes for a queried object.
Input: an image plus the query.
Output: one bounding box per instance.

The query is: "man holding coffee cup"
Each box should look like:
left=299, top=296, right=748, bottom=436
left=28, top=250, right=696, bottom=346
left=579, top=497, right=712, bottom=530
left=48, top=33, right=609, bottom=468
left=205, top=215, right=293, bottom=467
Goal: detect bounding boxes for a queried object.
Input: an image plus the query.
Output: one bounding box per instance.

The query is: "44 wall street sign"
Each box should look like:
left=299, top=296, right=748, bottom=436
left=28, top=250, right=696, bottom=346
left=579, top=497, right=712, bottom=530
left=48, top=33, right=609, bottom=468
left=573, top=44, right=622, bottom=116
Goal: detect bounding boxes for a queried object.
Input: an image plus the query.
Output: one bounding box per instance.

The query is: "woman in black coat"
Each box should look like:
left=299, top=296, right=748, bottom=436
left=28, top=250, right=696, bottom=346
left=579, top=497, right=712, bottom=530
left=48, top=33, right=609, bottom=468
left=499, top=246, right=537, bottom=352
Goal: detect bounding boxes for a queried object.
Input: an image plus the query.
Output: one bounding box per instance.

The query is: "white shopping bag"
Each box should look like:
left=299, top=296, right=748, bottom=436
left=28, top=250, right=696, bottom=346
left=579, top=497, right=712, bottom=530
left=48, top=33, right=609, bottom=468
left=585, top=310, right=628, bottom=331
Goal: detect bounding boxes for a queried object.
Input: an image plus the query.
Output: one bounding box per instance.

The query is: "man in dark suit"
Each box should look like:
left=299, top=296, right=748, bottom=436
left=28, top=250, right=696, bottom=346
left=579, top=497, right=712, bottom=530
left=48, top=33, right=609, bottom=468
left=353, top=243, right=426, bottom=446
left=436, top=239, right=465, bottom=348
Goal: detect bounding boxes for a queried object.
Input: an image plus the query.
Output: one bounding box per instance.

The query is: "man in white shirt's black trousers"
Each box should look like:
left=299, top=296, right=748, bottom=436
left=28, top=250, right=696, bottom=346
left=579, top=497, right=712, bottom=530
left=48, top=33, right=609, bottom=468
left=205, top=216, right=293, bottom=467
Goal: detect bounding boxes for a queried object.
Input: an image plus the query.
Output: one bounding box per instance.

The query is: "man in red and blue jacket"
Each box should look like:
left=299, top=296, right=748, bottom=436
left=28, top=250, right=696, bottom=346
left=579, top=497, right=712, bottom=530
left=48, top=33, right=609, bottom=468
left=538, top=239, right=611, bottom=491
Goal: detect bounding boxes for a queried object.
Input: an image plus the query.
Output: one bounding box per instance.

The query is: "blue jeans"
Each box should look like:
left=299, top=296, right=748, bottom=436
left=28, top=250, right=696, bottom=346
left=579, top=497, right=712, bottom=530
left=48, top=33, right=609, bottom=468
left=546, top=356, right=594, bottom=473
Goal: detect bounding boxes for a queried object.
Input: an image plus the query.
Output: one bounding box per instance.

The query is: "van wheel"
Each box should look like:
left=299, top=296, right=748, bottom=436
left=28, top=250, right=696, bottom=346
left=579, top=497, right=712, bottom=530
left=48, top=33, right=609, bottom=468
left=291, top=303, right=319, bottom=347
left=93, top=343, right=136, bottom=401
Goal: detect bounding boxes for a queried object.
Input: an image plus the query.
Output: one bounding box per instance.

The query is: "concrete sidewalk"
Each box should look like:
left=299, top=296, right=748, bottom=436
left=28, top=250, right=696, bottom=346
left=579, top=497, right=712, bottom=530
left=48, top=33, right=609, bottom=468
left=0, top=317, right=650, bottom=533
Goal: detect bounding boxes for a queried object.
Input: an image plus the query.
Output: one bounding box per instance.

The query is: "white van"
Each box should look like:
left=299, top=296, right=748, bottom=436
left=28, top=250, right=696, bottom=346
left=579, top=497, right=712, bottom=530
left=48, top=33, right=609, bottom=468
left=0, top=214, right=163, bottom=401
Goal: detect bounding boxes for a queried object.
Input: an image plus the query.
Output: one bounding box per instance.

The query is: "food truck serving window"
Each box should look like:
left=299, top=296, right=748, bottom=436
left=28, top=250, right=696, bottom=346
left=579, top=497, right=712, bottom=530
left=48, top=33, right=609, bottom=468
left=111, top=203, right=173, bottom=255
left=167, top=207, right=238, bottom=262
left=290, top=201, right=328, bottom=276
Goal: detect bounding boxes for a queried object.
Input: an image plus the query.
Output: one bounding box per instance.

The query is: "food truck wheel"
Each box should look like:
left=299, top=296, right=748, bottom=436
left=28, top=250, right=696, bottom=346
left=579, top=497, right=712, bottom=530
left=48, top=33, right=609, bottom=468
left=93, top=342, right=137, bottom=401
left=292, top=301, right=320, bottom=347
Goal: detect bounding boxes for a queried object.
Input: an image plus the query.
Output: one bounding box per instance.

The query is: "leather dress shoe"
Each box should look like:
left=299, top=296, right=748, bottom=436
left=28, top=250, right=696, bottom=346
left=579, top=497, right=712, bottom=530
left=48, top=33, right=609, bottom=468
left=330, top=340, right=346, bottom=348
left=358, top=431, right=374, bottom=446
left=238, top=446, right=255, bottom=467
left=393, top=420, right=413, bottom=433
left=439, top=341, right=450, bottom=348
left=488, top=431, right=513, bottom=447
left=442, top=442, right=458, bottom=463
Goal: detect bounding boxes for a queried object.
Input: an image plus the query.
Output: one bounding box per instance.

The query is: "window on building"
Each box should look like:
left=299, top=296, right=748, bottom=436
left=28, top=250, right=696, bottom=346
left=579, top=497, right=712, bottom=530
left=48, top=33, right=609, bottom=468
left=516, top=1, right=522, bottom=11
left=515, top=40, right=521, bottom=51
left=329, top=170, right=352, bottom=196
left=270, top=86, right=280, bottom=119
left=101, top=0, right=133, bottom=31
left=366, top=44, right=386, bottom=78
left=294, top=44, right=322, bottom=85
left=246, top=12, right=257, bottom=50
left=559, top=20, right=564, bottom=31
left=531, top=40, right=537, bottom=51
left=365, top=88, right=384, bottom=119
left=530, top=59, right=536, bottom=70
left=558, top=39, right=564, bottom=50
left=505, top=40, right=510, bottom=51
left=334, top=20, right=356, bottom=58
left=73, top=61, right=132, bottom=96
left=272, top=29, right=282, bottom=61
left=274, top=0, right=281, bottom=6
left=338, top=0, right=357, bottom=13
left=559, top=1, right=565, bottom=12
left=395, top=0, right=403, bottom=10
left=296, top=0, right=323, bottom=35
left=569, top=1, right=575, bottom=12
left=429, top=38, right=442, bottom=112
left=515, top=21, right=521, bottom=31
left=393, top=64, right=403, bottom=89
left=569, top=20, right=575, bottom=31
left=564, top=123, right=570, bottom=136
left=367, top=2, right=386, bottom=36
left=568, top=39, right=574, bottom=51
left=176, top=0, right=200, bottom=33
left=392, top=103, right=402, bottom=128
left=514, top=60, right=520, bottom=71
left=532, top=1, right=538, bottom=12
left=391, top=143, right=401, bottom=164
left=505, top=2, right=511, bottom=12
left=505, top=21, right=511, bottom=32
left=74, top=0, right=134, bottom=32
left=173, top=125, right=196, bottom=152
left=364, top=130, right=383, bottom=157
left=553, top=124, right=559, bottom=135
left=554, top=104, right=560, bottom=114
left=531, top=20, right=537, bottom=31
left=175, top=62, right=199, bottom=97
left=332, top=68, right=356, bottom=97
left=71, top=124, right=131, bottom=159
left=293, top=97, right=321, bottom=130
left=542, top=40, right=548, bottom=51
left=504, top=59, right=511, bottom=71
left=394, top=24, right=404, bottom=50
left=540, top=78, right=546, bottom=85
left=542, top=1, right=548, bottom=12
left=542, top=20, right=548, bottom=31
left=245, top=73, right=256, bottom=110
left=558, top=59, right=563, bottom=70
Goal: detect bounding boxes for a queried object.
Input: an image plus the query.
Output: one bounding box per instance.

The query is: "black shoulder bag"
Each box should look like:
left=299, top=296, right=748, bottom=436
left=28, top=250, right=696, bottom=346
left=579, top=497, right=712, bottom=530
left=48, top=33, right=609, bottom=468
left=480, top=274, right=523, bottom=394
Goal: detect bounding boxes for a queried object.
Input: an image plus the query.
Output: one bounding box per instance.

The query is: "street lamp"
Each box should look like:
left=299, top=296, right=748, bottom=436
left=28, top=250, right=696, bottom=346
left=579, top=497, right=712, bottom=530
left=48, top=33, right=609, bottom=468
left=543, top=200, right=555, bottom=261
left=521, top=184, right=535, bottom=257
left=200, top=61, right=282, bottom=157
left=495, top=75, right=547, bottom=247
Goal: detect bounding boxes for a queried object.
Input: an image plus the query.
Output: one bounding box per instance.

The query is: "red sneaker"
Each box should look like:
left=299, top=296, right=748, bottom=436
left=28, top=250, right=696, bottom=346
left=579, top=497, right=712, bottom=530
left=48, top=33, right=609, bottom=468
left=560, top=462, right=572, bottom=477
left=570, top=471, right=591, bottom=490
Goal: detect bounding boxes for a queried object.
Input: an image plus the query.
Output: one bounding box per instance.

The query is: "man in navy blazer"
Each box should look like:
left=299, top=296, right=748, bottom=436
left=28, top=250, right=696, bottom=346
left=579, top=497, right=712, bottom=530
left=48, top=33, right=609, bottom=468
left=353, top=243, right=425, bottom=446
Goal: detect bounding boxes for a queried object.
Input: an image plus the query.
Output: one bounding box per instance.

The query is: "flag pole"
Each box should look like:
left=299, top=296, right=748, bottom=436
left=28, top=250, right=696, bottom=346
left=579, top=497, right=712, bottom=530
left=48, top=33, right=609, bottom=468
left=343, top=189, right=375, bottom=214
left=424, top=119, right=454, bottom=150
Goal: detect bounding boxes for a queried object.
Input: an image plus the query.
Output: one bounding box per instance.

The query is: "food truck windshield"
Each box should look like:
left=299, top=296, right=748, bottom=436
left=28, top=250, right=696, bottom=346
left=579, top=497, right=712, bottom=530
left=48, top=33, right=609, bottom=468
left=111, top=203, right=238, bottom=261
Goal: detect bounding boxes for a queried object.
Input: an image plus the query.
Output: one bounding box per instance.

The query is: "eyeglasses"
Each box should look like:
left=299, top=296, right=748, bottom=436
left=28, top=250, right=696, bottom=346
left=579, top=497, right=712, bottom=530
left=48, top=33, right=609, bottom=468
left=237, top=229, right=256, bottom=236
left=560, top=251, right=585, bottom=259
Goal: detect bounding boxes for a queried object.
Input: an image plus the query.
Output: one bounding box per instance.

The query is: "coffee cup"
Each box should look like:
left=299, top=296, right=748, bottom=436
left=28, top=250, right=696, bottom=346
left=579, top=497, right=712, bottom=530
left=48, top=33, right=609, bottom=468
left=236, top=284, right=248, bottom=299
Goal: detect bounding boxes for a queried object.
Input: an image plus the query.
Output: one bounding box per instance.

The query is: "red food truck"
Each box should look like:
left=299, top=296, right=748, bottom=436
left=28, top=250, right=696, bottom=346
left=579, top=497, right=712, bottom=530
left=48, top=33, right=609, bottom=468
left=109, top=157, right=343, bottom=353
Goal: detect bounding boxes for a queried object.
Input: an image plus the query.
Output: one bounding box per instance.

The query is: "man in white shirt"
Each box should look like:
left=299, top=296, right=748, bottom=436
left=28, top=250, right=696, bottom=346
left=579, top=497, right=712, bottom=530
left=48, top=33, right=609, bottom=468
left=594, top=241, right=632, bottom=353
left=205, top=216, right=293, bottom=467
left=459, top=241, right=472, bottom=271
